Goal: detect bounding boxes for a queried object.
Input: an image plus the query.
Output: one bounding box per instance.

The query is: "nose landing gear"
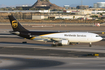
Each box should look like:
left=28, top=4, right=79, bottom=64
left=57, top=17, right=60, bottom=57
left=89, top=42, right=92, bottom=47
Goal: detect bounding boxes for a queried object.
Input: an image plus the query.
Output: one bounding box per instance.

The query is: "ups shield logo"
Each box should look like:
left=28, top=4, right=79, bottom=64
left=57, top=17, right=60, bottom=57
left=12, top=20, right=18, bottom=28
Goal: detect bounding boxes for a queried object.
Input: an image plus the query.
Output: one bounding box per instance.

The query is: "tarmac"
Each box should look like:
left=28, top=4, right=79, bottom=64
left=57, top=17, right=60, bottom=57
left=0, top=24, right=105, bottom=70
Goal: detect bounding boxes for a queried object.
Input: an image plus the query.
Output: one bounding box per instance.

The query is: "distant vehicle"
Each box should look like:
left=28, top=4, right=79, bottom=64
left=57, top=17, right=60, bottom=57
left=78, top=18, right=84, bottom=20
left=8, top=15, right=103, bottom=47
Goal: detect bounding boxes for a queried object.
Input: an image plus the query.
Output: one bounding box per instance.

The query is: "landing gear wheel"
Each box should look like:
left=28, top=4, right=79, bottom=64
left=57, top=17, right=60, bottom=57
left=89, top=42, right=92, bottom=47
left=52, top=41, right=57, bottom=47
left=57, top=43, right=62, bottom=46
left=89, top=44, right=92, bottom=47
left=22, top=41, right=27, bottom=44
left=52, top=44, right=57, bottom=47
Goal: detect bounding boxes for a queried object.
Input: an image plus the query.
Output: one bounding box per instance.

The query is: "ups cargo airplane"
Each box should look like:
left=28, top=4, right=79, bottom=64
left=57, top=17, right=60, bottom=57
left=8, top=15, right=103, bottom=47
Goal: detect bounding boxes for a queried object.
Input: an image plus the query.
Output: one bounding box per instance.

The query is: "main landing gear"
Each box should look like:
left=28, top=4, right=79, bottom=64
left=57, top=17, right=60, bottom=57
left=52, top=41, right=62, bottom=47
left=52, top=41, right=56, bottom=47
left=52, top=44, right=63, bottom=47
left=22, top=41, right=27, bottom=44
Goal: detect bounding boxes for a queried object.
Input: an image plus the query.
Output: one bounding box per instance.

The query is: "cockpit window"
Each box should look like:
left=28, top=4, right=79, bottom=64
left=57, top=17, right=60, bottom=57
left=96, top=35, right=100, bottom=37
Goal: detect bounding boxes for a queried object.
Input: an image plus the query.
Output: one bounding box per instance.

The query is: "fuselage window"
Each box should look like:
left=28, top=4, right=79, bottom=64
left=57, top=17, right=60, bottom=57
left=96, top=35, right=100, bottom=37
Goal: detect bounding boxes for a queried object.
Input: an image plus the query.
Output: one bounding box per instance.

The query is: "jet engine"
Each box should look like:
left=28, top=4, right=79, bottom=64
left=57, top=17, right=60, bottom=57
left=10, top=31, right=20, bottom=35
left=59, top=40, right=69, bottom=45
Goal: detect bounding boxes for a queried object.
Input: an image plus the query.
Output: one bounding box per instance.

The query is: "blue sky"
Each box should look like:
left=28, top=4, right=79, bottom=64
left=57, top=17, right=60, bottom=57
left=0, top=0, right=105, bottom=7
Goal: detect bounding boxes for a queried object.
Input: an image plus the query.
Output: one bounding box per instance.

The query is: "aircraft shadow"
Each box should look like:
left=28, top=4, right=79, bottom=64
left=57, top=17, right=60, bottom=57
left=0, top=42, right=52, bottom=47
left=0, top=57, right=64, bottom=69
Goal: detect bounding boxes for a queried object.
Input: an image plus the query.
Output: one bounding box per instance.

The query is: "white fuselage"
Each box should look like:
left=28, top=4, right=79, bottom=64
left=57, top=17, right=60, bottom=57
left=36, top=32, right=102, bottom=43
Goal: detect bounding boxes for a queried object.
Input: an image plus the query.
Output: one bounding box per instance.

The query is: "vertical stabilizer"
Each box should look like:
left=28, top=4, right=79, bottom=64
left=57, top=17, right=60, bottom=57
left=8, top=15, right=28, bottom=32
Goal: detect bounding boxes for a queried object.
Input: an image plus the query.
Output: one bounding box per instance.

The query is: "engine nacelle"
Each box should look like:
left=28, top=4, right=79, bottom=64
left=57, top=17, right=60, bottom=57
left=10, top=31, right=20, bottom=35
left=69, top=42, right=78, bottom=45
left=59, top=40, right=69, bottom=45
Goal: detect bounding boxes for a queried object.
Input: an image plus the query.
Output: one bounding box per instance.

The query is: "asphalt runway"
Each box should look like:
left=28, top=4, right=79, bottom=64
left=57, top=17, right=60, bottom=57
left=0, top=25, right=105, bottom=70
left=1, top=55, right=105, bottom=70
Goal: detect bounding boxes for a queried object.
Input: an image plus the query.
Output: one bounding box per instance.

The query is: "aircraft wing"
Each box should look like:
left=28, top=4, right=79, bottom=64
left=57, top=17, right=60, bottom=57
left=37, top=36, right=68, bottom=42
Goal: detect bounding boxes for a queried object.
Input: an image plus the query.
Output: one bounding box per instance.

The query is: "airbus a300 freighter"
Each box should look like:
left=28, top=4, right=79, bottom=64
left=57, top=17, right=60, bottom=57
left=8, top=15, right=103, bottom=47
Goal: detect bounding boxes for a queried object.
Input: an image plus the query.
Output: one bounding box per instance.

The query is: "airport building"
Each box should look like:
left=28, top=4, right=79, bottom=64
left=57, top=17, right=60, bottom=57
left=76, top=5, right=89, bottom=9
left=64, top=5, right=70, bottom=9
left=16, top=5, right=32, bottom=10
left=94, top=2, right=105, bottom=8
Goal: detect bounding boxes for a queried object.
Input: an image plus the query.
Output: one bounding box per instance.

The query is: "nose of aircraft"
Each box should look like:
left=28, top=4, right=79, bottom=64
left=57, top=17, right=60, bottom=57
left=99, top=37, right=103, bottom=41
